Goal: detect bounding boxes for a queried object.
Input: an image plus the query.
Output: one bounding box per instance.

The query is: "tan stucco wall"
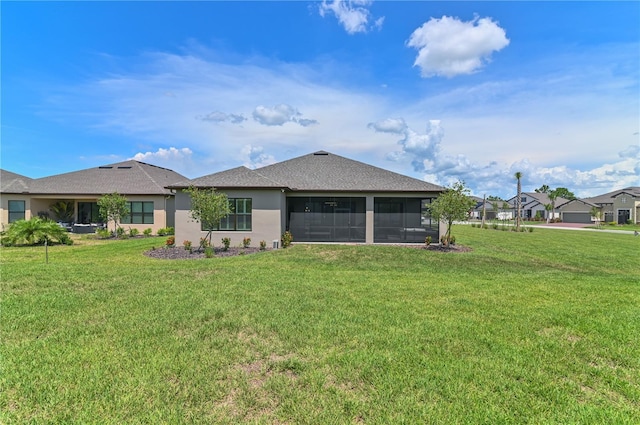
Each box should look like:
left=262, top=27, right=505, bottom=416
left=1, top=194, right=173, bottom=234
left=0, top=194, right=32, bottom=230
left=174, top=189, right=285, bottom=248
left=175, top=190, right=443, bottom=247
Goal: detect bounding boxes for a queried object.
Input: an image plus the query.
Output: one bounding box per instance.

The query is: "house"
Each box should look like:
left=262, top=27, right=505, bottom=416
left=470, top=196, right=510, bottom=221
left=558, top=187, right=640, bottom=224
left=0, top=161, right=186, bottom=233
left=1, top=170, right=34, bottom=226
left=507, top=192, right=569, bottom=221
left=169, top=151, right=446, bottom=245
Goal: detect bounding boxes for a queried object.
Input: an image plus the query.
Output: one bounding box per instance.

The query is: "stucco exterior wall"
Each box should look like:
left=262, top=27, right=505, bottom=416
left=1, top=194, right=173, bottom=234
left=613, top=194, right=639, bottom=223
left=174, top=189, right=285, bottom=249
left=175, top=190, right=443, bottom=247
left=0, top=194, right=32, bottom=230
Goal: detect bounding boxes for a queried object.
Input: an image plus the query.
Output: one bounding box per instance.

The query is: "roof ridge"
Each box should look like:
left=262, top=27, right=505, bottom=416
left=132, top=161, right=165, bottom=193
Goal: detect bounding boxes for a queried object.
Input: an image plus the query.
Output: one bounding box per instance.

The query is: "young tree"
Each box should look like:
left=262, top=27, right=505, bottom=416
left=590, top=206, right=602, bottom=228
left=97, top=192, right=130, bottom=235
left=428, top=181, right=475, bottom=246
left=185, top=186, right=232, bottom=248
left=514, top=171, right=523, bottom=231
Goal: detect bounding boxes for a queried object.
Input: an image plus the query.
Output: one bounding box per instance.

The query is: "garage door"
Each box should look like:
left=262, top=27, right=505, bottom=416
left=562, top=212, right=592, bottom=223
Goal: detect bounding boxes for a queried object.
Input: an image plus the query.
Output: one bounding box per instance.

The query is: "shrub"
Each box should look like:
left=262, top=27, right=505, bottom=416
left=96, top=228, right=111, bottom=239
left=425, top=236, right=432, bottom=247
left=450, top=235, right=456, bottom=245
left=116, top=227, right=127, bottom=239
left=528, top=227, right=534, bottom=232
left=281, top=231, right=293, bottom=248
left=242, top=237, right=251, bottom=248
left=143, top=228, right=153, bottom=237
left=1, top=217, right=72, bottom=246
left=129, top=228, right=140, bottom=237
left=221, top=237, right=231, bottom=251
left=200, top=237, right=210, bottom=248
left=157, top=227, right=175, bottom=236
left=260, top=240, right=267, bottom=251
left=183, top=240, right=192, bottom=251
left=59, top=233, right=74, bottom=245
left=204, top=247, right=214, bottom=258
left=166, top=236, right=175, bottom=247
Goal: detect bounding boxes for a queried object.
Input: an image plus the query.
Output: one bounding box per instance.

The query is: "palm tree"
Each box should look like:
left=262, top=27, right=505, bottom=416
left=514, top=172, right=523, bottom=231
left=1, top=217, right=70, bottom=246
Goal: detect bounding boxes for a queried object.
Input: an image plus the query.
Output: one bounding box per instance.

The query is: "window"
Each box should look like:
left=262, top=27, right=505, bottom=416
left=521, top=197, right=527, bottom=203
left=78, top=202, right=100, bottom=224
left=122, top=201, right=154, bottom=224
left=203, top=198, right=252, bottom=231
left=8, top=200, right=25, bottom=222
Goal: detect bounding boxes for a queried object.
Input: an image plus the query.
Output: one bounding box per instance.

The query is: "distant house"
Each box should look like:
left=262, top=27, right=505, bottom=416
left=0, top=161, right=186, bottom=233
left=169, top=151, right=446, bottom=245
left=470, top=196, right=510, bottom=221
left=506, top=192, right=569, bottom=221
left=558, top=187, right=640, bottom=224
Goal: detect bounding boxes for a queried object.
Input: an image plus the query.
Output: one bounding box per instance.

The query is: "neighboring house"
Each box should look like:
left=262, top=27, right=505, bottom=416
left=169, top=151, right=446, bottom=245
left=507, top=192, right=569, bottom=221
left=470, top=196, right=510, bottom=220
left=0, top=170, right=34, bottom=227
left=559, top=187, right=640, bottom=224
left=0, top=161, right=186, bottom=233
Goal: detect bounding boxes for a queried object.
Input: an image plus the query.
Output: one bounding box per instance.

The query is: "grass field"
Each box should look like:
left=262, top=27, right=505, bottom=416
left=2, top=226, right=639, bottom=424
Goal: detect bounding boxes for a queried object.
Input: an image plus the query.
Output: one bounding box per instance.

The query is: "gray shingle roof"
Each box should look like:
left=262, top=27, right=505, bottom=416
left=27, top=160, right=186, bottom=195
left=0, top=170, right=33, bottom=193
left=172, top=166, right=284, bottom=189
left=508, top=192, right=569, bottom=207
left=584, top=187, right=640, bottom=205
left=172, top=151, right=444, bottom=193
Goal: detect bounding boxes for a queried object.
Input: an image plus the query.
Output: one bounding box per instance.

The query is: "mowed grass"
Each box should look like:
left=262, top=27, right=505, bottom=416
left=1, top=226, right=639, bottom=424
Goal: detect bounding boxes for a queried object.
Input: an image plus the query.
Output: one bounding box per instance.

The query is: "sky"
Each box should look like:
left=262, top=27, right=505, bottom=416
left=2, top=1, right=639, bottom=199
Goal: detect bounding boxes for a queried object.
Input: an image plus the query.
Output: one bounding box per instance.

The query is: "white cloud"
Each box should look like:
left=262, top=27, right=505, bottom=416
left=367, top=118, right=407, bottom=134
left=199, top=111, right=246, bottom=124
left=375, top=119, right=639, bottom=198
left=130, top=147, right=194, bottom=175
left=241, top=145, right=277, bottom=169
left=319, top=0, right=383, bottom=34
left=407, top=15, right=509, bottom=78
left=252, top=104, right=318, bottom=127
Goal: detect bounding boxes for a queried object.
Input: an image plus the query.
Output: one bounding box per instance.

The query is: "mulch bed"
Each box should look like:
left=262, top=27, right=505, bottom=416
left=144, top=243, right=471, bottom=260
left=144, top=246, right=265, bottom=260
left=424, top=244, right=472, bottom=253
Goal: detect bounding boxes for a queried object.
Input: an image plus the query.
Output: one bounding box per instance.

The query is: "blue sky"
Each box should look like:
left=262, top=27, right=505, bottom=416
left=2, top=1, right=638, bottom=199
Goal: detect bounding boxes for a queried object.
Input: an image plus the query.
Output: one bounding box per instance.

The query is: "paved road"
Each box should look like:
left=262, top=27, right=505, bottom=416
left=465, top=221, right=637, bottom=235
left=530, top=222, right=635, bottom=235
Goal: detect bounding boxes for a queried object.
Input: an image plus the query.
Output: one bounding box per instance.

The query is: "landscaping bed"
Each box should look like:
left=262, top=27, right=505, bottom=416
left=144, top=246, right=266, bottom=259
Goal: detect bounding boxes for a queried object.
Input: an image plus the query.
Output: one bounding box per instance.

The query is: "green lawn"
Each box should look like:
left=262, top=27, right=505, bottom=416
left=2, top=226, right=639, bottom=424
